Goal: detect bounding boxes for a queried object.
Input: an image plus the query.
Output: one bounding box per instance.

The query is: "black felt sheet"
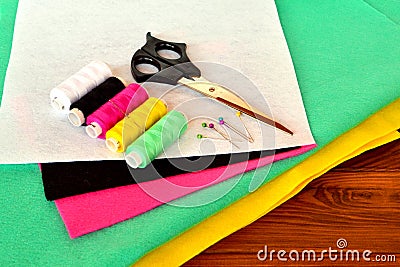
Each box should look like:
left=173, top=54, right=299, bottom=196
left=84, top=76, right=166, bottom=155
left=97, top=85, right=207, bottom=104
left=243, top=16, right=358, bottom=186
left=41, top=147, right=297, bottom=200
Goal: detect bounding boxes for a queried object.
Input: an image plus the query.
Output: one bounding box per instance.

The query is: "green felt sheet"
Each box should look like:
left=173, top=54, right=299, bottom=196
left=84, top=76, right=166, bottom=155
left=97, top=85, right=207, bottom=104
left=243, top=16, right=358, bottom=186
left=0, top=0, right=399, bottom=266
left=0, top=0, right=18, bottom=106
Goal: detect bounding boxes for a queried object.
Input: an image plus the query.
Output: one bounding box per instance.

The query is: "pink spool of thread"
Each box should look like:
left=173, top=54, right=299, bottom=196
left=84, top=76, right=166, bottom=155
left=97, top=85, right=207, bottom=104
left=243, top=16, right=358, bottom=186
left=85, top=83, right=149, bottom=139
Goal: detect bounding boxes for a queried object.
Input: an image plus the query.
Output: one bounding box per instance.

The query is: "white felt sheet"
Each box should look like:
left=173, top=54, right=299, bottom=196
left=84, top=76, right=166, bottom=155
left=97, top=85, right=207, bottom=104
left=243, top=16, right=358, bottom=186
left=0, top=0, right=315, bottom=163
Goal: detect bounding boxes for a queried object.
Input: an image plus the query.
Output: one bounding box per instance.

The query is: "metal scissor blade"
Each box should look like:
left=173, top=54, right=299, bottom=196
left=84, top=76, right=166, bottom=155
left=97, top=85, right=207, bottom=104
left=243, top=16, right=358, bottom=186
left=178, top=77, right=293, bottom=135
left=216, top=97, right=293, bottom=135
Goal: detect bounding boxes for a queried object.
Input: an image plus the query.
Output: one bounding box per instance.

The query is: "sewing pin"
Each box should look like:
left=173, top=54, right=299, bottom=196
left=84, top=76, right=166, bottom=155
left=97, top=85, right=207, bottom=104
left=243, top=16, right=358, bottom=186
left=235, top=112, right=254, bottom=142
left=218, top=116, right=254, bottom=143
left=201, top=122, right=239, bottom=148
left=196, top=134, right=226, bottom=141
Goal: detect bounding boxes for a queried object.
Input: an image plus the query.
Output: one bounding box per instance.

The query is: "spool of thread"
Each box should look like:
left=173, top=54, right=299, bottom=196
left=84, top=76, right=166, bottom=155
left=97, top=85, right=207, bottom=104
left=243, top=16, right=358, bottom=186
left=50, top=61, right=112, bottom=112
left=68, top=77, right=126, bottom=127
left=125, top=110, right=188, bottom=168
left=105, top=97, right=167, bottom=153
left=85, top=83, right=149, bottom=139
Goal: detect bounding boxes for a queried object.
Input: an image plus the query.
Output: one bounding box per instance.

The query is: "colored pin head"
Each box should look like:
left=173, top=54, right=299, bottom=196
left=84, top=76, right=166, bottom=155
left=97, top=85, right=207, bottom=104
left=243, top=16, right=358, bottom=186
left=208, top=123, right=214, bottom=128
left=201, top=122, right=207, bottom=128
left=218, top=117, right=224, bottom=121
left=197, top=134, right=203, bottom=139
left=236, top=111, right=241, bottom=117
left=219, top=119, right=225, bottom=125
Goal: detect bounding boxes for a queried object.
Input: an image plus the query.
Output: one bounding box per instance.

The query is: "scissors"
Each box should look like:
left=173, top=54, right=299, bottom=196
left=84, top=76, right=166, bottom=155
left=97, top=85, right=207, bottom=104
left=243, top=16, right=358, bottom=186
left=130, top=32, right=293, bottom=135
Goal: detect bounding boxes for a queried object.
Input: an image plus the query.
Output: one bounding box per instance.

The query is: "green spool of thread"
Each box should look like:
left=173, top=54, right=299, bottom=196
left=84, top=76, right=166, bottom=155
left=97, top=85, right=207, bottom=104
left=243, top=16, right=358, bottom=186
left=125, top=110, right=188, bottom=168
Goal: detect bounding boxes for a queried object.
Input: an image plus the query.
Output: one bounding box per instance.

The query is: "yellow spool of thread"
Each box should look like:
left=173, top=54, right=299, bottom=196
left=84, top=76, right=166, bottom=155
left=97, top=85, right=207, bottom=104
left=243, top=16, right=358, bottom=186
left=105, top=97, right=167, bottom=153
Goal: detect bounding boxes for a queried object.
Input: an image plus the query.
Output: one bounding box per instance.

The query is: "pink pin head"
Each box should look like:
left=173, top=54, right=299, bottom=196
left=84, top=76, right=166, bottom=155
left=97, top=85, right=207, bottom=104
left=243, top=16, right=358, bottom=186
left=208, top=123, right=214, bottom=128
left=219, top=120, right=224, bottom=125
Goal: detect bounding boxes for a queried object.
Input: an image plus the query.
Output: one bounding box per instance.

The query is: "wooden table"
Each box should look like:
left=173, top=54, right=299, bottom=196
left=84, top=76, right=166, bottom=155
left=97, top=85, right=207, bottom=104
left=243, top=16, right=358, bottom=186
left=185, top=139, right=400, bottom=266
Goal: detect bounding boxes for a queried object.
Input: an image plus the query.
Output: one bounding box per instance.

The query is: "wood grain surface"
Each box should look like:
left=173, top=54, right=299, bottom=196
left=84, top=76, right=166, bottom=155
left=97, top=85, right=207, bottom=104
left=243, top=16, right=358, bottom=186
left=185, top=139, right=400, bottom=266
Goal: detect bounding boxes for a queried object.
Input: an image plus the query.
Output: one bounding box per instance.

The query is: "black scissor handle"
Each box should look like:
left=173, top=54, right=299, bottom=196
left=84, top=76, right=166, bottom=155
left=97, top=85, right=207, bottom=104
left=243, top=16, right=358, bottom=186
left=131, top=32, right=201, bottom=84
left=131, top=49, right=187, bottom=84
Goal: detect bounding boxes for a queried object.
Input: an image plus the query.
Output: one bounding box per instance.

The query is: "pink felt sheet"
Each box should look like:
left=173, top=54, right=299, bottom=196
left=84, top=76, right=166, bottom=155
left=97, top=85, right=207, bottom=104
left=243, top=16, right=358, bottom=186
left=55, top=144, right=316, bottom=238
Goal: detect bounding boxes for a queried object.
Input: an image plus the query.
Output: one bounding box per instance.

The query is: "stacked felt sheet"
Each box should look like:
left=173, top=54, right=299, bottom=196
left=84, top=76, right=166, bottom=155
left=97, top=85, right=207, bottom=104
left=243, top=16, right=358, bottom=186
left=0, top=0, right=399, bottom=266
left=1, top=0, right=317, bottom=241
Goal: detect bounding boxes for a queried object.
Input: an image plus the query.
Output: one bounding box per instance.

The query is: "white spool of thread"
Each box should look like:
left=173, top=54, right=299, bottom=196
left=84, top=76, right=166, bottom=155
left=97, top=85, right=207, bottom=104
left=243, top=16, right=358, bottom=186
left=50, top=60, right=112, bottom=113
